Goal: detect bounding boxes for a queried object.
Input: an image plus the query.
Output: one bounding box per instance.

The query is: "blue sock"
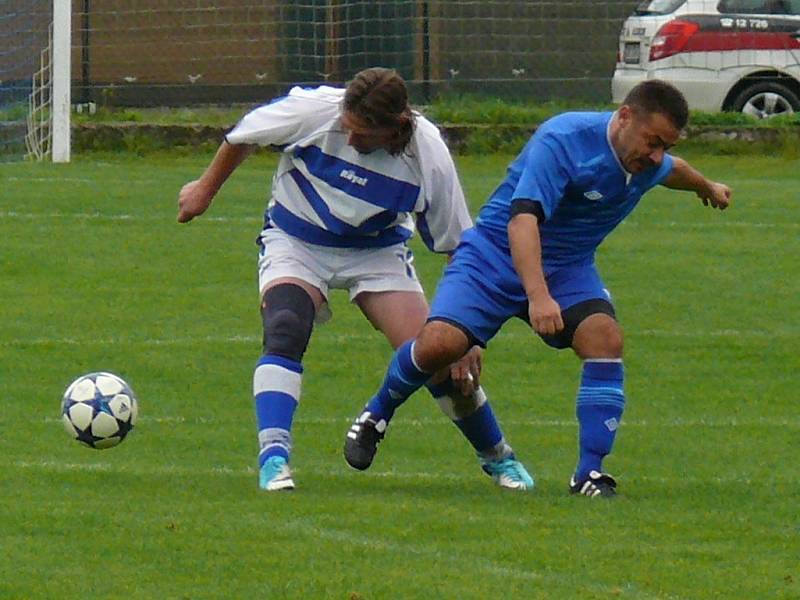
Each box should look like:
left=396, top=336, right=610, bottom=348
left=253, top=354, right=302, bottom=467
left=575, top=359, right=625, bottom=482
left=427, top=381, right=509, bottom=460
left=365, top=341, right=430, bottom=422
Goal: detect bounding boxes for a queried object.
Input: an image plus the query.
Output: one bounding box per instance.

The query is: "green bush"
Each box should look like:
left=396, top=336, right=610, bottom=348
left=68, top=95, right=799, bottom=156
left=72, top=105, right=244, bottom=127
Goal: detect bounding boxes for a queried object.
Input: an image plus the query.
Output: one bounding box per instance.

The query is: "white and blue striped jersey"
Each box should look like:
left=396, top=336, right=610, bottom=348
left=225, top=85, right=471, bottom=253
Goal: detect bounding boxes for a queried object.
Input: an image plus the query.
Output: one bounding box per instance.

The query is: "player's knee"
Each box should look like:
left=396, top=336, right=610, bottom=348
left=594, top=317, right=624, bottom=356
left=263, top=308, right=312, bottom=361
left=261, top=284, right=315, bottom=362
left=606, top=325, right=624, bottom=357
left=415, top=321, right=470, bottom=372
left=573, top=314, right=624, bottom=359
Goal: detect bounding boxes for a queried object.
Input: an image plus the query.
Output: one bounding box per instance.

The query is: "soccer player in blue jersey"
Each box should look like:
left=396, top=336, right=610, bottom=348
left=344, top=80, right=731, bottom=497
left=177, top=68, right=533, bottom=491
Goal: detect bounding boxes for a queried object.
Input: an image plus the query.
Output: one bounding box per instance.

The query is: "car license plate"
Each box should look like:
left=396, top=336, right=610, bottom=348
left=623, top=42, right=641, bottom=64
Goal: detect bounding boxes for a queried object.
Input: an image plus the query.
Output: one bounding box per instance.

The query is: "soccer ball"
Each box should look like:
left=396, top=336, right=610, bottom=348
left=61, top=372, right=138, bottom=449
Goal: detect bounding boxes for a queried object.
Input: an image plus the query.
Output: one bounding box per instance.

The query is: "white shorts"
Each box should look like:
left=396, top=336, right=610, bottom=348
left=257, top=228, right=424, bottom=323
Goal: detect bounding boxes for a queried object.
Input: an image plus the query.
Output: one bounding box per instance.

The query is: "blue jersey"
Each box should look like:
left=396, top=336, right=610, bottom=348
left=475, top=111, right=674, bottom=270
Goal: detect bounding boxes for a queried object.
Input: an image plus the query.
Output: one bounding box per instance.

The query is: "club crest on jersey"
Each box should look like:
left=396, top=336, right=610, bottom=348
left=340, top=169, right=369, bottom=186
left=584, top=190, right=604, bottom=201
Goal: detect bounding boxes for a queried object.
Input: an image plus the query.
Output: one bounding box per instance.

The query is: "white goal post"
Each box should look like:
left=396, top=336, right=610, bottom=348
left=51, top=0, right=70, bottom=162
left=0, top=0, right=70, bottom=163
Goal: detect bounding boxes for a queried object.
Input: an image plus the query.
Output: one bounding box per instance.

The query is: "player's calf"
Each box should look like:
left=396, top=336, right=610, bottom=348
left=572, top=359, right=625, bottom=495
left=255, top=283, right=315, bottom=487
left=429, top=380, right=534, bottom=490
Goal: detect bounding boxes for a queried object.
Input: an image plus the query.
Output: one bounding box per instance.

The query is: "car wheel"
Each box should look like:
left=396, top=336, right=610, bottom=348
left=731, top=81, right=800, bottom=119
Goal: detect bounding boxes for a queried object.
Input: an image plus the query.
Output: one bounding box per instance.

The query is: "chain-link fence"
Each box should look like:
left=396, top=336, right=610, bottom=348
left=70, top=0, right=641, bottom=106
left=4, top=1, right=642, bottom=110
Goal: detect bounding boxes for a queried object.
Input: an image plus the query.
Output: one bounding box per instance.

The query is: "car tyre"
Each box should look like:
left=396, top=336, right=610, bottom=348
left=731, top=80, right=800, bottom=118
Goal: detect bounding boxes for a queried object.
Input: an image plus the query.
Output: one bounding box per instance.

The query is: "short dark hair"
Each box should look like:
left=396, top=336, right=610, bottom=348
left=343, top=67, right=415, bottom=154
left=623, top=80, right=689, bottom=130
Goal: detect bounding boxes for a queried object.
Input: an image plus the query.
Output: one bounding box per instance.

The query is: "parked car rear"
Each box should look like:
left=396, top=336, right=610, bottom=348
left=612, top=0, right=800, bottom=117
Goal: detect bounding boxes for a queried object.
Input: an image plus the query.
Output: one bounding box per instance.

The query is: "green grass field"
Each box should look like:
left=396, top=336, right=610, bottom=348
left=1, top=150, right=798, bottom=599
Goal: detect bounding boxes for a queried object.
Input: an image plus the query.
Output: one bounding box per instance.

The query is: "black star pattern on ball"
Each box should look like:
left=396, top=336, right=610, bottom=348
left=115, top=416, right=133, bottom=440
left=74, top=422, right=107, bottom=448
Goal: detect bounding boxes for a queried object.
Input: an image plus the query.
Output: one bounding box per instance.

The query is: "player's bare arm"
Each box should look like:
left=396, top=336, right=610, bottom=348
left=177, top=141, right=255, bottom=223
left=508, top=212, right=564, bottom=336
left=662, top=156, right=731, bottom=210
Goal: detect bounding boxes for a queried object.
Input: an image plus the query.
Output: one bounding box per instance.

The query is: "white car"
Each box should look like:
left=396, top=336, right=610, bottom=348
left=612, top=0, right=800, bottom=117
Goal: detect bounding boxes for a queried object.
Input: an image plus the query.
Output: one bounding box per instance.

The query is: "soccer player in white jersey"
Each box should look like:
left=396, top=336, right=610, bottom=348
left=344, top=80, right=732, bottom=497
left=177, top=68, right=533, bottom=491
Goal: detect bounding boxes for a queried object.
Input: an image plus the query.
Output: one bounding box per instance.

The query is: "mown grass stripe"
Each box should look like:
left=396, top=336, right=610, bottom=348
left=38, top=415, right=800, bottom=428
left=1, top=327, right=796, bottom=348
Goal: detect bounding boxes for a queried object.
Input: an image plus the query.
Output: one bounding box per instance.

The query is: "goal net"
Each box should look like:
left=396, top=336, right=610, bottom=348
left=1, top=1, right=47, bottom=161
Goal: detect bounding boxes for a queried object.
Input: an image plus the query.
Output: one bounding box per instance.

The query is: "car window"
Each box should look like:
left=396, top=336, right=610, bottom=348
left=718, top=0, right=800, bottom=13
left=634, top=0, right=686, bottom=15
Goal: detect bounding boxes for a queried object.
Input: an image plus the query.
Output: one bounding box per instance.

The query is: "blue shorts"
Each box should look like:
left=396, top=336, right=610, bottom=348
left=429, top=228, right=613, bottom=348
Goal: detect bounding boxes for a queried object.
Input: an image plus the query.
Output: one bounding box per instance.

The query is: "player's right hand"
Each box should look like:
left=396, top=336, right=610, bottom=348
left=177, top=180, right=214, bottom=223
left=530, top=295, right=563, bottom=336
left=450, top=345, right=482, bottom=396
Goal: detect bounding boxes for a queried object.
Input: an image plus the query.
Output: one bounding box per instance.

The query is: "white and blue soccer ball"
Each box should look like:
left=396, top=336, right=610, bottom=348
left=61, top=372, right=138, bottom=449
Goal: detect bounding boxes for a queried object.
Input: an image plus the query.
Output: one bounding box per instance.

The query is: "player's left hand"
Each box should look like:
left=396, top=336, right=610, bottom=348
left=699, top=182, right=731, bottom=210
left=450, top=345, right=482, bottom=396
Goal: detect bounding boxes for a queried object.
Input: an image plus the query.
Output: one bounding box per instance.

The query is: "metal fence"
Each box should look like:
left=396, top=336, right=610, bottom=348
left=5, top=1, right=643, bottom=107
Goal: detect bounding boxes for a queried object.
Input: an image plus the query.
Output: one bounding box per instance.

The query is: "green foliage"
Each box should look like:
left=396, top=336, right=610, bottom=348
left=74, top=125, right=220, bottom=155
left=425, top=95, right=614, bottom=125
left=1, top=153, right=798, bottom=599
left=446, top=125, right=533, bottom=155
left=677, top=129, right=800, bottom=160
left=73, top=106, right=144, bottom=123
left=71, top=105, right=245, bottom=127
left=688, top=110, right=800, bottom=127
left=426, top=95, right=800, bottom=129
left=0, top=102, right=28, bottom=122
left=70, top=96, right=800, bottom=129
left=62, top=96, right=800, bottom=156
